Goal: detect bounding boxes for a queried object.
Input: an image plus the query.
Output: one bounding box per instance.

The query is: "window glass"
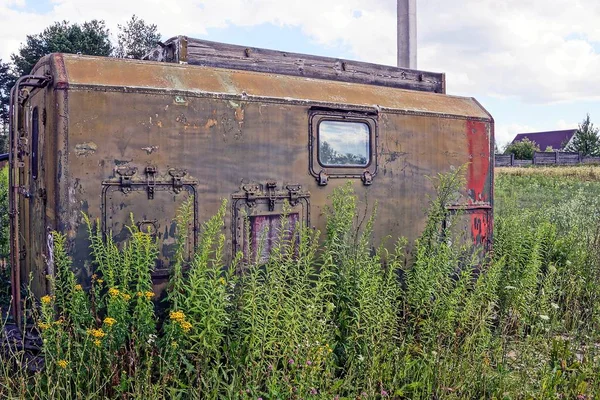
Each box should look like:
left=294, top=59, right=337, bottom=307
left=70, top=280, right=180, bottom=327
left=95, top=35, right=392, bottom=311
left=247, top=213, right=299, bottom=264
left=318, top=120, right=369, bottom=167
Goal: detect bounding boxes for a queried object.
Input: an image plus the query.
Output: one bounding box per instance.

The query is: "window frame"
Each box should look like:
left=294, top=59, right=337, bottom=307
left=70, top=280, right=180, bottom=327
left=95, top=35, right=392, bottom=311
left=309, top=110, right=378, bottom=185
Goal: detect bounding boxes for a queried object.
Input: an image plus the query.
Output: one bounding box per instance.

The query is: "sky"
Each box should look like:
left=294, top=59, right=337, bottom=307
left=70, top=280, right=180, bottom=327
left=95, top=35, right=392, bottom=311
left=1, top=0, right=599, bottom=148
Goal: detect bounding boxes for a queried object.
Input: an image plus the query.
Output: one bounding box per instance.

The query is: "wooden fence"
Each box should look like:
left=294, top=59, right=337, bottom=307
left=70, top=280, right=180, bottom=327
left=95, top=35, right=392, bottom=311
left=495, top=152, right=600, bottom=167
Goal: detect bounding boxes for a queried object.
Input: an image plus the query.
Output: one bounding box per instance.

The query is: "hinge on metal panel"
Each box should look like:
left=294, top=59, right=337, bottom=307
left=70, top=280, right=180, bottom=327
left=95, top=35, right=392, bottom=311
left=18, top=137, right=28, bottom=157
left=317, top=170, right=329, bottom=186
left=145, top=166, right=157, bottom=199
left=242, top=183, right=260, bottom=208
left=18, top=186, right=31, bottom=198
left=286, top=184, right=302, bottom=206
left=168, top=169, right=187, bottom=193
left=361, top=171, right=373, bottom=186
left=116, top=167, right=137, bottom=193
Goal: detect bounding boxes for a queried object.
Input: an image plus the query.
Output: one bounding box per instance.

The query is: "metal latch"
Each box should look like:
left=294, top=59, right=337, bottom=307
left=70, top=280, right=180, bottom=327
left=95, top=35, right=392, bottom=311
left=18, top=186, right=31, bottom=198
left=168, top=169, right=187, bottom=193
left=242, top=184, right=260, bottom=208
left=145, top=166, right=157, bottom=199
left=362, top=171, right=373, bottom=186
left=116, top=167, right=137, bottom=193
left=317, top=170, right=328, bottom=186
left=286, top=184, right=302, bottom=206
left=266, top=181, right=277, bottom=211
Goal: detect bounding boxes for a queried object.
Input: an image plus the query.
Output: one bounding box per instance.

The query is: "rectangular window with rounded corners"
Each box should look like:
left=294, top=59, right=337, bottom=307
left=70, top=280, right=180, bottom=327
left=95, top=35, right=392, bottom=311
left=31, top=107, right=39, bottom=180
left=309, top=111, right=378, bottom=186
left=318, top=120, right=370, bottom=167
left=247, top=213, right=299, bottom=264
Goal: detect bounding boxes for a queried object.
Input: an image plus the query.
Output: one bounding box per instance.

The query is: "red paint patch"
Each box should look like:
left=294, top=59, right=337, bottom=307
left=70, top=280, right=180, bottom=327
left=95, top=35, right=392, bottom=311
left=466, top=120, right=493, bottom=248
left=466, top=120, right=491, bottom=204
left=470, top=211, right=491, bottom=248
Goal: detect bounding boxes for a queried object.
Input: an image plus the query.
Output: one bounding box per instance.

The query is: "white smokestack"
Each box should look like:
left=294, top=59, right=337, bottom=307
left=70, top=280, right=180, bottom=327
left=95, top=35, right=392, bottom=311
left=397, top=0, right=417, bottom=69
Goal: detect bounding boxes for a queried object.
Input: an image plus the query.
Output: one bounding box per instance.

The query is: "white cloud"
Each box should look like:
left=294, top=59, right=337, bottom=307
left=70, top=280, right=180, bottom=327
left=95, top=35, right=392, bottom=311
left=556, top=119, right=578, bottom=130
left=1, top=0, right=599, bottom=105
left=496, top=123, right=540, bottom=149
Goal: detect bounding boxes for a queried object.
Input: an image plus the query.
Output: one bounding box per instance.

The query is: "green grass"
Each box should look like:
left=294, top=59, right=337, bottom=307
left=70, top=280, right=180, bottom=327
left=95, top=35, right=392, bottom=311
left=0, top=166, right=599, bottom=399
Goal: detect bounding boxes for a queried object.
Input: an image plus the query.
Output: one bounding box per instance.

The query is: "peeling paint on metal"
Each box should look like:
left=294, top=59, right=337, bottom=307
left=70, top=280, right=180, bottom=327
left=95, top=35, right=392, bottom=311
left=141, top=145, right=159, bottom=154
left=74, top=142, right=97, bottom=157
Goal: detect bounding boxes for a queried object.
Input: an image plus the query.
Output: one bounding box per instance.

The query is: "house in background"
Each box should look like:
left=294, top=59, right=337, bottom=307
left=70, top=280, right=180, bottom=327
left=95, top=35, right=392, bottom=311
left=510, top=129, right=577, bottom=151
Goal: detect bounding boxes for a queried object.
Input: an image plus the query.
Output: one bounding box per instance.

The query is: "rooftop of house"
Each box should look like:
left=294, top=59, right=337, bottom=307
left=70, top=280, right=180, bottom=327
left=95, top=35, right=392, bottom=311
left=511, top=129, right=577, bottom=150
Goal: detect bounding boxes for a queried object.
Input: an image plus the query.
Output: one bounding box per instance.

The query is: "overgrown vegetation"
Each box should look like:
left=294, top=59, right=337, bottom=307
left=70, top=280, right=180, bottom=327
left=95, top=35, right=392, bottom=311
left=1, top=167, right=600, bottom=398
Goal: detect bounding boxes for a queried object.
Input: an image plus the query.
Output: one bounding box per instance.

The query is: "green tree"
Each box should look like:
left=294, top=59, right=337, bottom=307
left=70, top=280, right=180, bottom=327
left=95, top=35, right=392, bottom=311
left=11, top=20, right=112, bottom=76
left=0, top=59, right=15, bottom=153
left=115, top=15, right=161, bottom=59
left=0, top=166, right=7, bottom=257
left=565, top=114, right=600, bottom=156
left=503, top=137, right=540, bottom=160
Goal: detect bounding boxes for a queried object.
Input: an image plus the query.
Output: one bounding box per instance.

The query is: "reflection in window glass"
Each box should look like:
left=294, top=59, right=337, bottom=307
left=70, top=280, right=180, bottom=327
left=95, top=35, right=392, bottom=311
left=318, top=120, right=370, bottom=167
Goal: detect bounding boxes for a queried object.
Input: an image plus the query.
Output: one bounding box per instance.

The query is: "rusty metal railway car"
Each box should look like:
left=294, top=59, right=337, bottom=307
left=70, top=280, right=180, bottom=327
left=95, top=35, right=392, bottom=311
left=9, top=37, right=494, bottom=319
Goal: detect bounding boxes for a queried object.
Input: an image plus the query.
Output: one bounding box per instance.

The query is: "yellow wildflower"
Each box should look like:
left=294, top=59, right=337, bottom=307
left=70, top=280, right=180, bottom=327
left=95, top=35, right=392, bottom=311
left=145, top=291, right=154, bottom=300
left=56, top=360, right=68, bottom=369
left=93, top=339, right=101, bottom=347
left=121, top=293, right=131, bottom=301
left=38, top=322, right=50, bottom=330
left=97, top=279, right=104, bottom=284
left=91, top=274, right=98, bottom=280
left=87, top=328, right=106, bottom=339
left=103, top=317, right=117, bottom=327
left=218, top=277, right=226, bottom=285
left=170, top=341, right=178, bottom=349
left=74, top=284, right=83, bottom=291
left=169, top=311, right=186, bottom=323
left=108, top=288, right=120, bottom=297
left=180, top=321, right=192, bottom=333
left=41, top=295, right=52, bottom=305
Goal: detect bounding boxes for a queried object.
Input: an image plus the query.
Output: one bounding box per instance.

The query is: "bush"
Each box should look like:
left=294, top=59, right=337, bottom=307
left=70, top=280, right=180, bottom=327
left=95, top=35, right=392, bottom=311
left=504, top=137, right=540, bottom=160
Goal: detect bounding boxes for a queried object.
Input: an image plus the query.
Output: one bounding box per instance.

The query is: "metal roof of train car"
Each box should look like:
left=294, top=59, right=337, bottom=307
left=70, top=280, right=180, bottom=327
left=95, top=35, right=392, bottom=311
left=38, top=53, right=491, bottom=122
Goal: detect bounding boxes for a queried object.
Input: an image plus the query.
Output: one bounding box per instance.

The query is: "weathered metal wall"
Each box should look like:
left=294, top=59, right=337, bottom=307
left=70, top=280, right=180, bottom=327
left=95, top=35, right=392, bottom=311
left=13, top=54, right=493, bottom=299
